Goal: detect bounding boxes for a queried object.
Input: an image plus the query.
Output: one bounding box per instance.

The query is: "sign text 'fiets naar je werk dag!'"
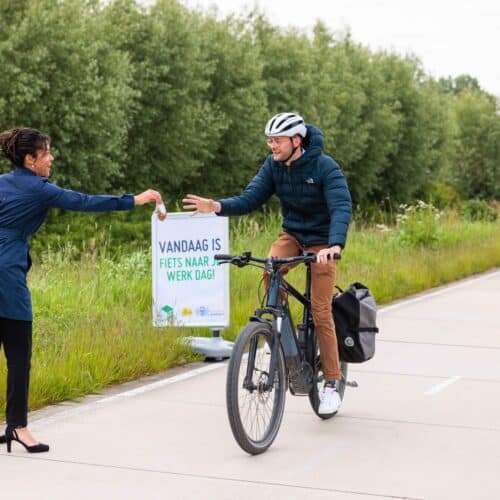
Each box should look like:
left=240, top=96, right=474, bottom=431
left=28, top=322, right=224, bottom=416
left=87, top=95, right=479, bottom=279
left=152, top=212, right=229, bottom=327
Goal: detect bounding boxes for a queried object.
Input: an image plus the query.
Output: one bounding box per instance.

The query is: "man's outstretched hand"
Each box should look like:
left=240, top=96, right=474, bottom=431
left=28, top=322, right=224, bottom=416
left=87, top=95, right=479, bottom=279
left=182, top=194, right=221, bottom=216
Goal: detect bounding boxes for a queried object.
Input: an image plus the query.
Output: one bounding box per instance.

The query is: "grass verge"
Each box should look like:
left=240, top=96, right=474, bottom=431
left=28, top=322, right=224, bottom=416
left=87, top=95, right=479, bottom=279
left=0, top=210, right=499, bottom=414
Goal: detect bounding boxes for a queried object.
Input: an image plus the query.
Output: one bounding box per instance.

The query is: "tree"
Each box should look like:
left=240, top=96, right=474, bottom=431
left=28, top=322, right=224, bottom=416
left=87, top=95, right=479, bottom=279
left=197, top=14, right=268, bottom=197
left=371, top=54, right=436, bottom=203
left=252, top=13, right=317, bottom=116
left=0, top=0, right=134, bottom=191
left=438, top=74, right=482, bottom=95
left=451, top=90, right=500, bottom=199
left=101, top=0, right=224, bottom=197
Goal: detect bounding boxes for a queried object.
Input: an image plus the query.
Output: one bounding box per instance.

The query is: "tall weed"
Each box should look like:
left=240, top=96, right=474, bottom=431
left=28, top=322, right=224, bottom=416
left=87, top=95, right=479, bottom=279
left=396, top=200, right=442, bottom=247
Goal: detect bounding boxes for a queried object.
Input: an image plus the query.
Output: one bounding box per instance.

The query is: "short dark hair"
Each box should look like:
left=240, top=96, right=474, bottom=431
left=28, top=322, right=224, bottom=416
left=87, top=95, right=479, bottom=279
left=0, top=127, right=51, bottom=168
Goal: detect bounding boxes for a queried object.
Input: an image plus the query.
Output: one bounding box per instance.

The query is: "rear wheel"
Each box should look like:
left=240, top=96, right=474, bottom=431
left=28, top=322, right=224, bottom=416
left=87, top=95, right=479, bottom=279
left=226, top=322, right=287, bottom=454
left=308, top=329, right=348, bottom=419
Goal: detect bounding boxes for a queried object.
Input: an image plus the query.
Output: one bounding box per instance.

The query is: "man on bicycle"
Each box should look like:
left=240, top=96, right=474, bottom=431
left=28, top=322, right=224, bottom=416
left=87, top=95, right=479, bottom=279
left=183, top=112, right=352, bottom=414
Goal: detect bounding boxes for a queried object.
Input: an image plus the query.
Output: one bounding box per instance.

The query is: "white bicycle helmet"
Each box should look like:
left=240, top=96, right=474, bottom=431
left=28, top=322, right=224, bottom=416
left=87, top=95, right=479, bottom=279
left=265, top=112, right=307, bottom=138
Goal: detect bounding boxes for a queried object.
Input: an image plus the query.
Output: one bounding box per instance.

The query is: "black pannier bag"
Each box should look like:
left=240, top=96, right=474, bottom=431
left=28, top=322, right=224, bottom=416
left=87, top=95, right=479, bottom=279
left=332, top=282, right=379, bottom=363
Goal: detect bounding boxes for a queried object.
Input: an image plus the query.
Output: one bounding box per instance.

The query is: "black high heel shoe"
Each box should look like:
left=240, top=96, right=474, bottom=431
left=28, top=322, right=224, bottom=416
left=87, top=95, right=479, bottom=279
left=5, top=427, right=49, bottom=453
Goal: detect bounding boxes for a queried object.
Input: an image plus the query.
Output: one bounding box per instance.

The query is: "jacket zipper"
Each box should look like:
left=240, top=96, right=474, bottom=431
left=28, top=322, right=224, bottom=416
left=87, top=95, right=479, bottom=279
left=287, top=166, right=299, bottom=207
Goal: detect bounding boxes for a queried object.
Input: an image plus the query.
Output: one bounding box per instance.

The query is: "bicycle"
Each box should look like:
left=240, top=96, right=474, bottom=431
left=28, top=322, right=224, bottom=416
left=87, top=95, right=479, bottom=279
left=215, top=251, right=357, bottom=455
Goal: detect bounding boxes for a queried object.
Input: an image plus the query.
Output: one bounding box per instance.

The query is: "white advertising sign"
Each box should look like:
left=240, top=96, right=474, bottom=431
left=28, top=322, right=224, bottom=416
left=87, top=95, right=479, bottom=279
left=152, top=212, right=230, bottom=327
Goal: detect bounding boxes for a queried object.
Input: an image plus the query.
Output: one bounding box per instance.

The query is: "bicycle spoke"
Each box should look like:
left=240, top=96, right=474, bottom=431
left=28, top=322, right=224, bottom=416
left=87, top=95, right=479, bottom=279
left=234, top=332, right=281, bottom=442
left=226, top=322, right=286, bottom=454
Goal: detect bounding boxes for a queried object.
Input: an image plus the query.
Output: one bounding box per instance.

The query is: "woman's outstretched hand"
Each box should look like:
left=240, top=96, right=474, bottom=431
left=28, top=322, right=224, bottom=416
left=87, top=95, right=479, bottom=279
left=134, top=189, right=163, bottom=206
left=182, top=194, right=221, bottom=215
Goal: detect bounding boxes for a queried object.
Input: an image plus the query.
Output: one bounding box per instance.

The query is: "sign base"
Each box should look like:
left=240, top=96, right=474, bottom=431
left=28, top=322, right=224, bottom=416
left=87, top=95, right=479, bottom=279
left=185, top=333, right=234, bottom=361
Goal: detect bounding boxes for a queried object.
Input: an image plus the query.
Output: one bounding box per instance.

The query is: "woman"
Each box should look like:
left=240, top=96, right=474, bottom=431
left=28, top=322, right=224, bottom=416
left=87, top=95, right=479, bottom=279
left=0, top=127, right=164, bottom=453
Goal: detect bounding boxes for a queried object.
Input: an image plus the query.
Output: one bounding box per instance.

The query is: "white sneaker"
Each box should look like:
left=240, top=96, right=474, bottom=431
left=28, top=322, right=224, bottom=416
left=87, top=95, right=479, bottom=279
left=318, top=386, right=341, bottom=414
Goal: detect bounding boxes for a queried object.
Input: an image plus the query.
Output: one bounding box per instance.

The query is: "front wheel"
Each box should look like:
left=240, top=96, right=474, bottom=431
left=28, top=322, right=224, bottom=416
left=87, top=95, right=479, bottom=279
left=226, top=321, right=287, bottom=454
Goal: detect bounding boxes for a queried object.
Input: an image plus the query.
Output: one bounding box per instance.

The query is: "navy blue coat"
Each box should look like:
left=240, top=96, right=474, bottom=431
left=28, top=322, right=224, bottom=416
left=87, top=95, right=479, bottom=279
left=218, top=125, right=352, bottom=248
left=0, top=167, right=134, bottom=321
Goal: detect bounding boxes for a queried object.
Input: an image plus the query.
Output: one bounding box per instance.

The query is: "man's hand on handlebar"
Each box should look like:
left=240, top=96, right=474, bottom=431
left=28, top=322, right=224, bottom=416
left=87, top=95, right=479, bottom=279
left=316, top=245, right=342, bottom=265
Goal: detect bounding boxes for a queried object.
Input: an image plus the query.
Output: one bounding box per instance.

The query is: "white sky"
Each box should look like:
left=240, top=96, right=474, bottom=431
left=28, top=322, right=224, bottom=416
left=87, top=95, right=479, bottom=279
left=180, top=0, right=500, bottom=97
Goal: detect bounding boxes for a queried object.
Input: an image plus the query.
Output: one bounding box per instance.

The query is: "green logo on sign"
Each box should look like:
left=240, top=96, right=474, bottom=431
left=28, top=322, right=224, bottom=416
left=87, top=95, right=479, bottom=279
left=161, top=304, right=174, bottom=320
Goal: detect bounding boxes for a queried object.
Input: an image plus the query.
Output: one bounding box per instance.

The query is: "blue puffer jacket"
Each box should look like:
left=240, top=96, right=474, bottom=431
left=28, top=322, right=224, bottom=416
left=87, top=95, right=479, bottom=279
left=0, top=167, right=134, bottom=321
left=218, top=125, right=352, bottom=248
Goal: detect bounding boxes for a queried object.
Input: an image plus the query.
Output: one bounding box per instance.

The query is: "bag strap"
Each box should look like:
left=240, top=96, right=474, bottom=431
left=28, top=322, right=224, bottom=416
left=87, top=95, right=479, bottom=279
left=352, top=282, right=369, bottom=290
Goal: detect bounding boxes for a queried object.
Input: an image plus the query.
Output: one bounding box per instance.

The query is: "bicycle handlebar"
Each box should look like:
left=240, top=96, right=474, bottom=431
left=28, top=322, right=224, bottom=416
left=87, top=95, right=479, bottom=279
left=214, top=251, right=341, bottom=267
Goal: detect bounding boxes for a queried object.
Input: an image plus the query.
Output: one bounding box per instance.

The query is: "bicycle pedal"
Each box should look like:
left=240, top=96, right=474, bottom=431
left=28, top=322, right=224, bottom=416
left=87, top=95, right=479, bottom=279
left=345, top=380, right=358, bottom=388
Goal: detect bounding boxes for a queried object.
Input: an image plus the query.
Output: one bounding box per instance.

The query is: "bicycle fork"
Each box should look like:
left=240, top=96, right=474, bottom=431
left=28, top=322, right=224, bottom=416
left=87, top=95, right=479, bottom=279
left=256, top=308, right=312, bottom=395
left=242, top=319, right=282, bottom=393
left=242, top=315, right=312, bottom=395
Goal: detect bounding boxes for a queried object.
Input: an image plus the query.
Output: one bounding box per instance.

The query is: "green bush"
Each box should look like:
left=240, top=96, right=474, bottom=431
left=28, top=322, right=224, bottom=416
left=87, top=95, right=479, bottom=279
left=459, top=199, right=498, bottom=222
left=353, top=197, right=397, bottom=229
left=424, top=182, right=462, bottom=208
left=30, top=206, right=154, bottom=258
left=396, top=200, right=442, bottom=247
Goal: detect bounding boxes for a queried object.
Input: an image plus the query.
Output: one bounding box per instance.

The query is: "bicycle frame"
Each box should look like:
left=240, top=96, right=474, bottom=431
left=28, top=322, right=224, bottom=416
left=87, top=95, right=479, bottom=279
left=246, top=258, right=315, bottom=395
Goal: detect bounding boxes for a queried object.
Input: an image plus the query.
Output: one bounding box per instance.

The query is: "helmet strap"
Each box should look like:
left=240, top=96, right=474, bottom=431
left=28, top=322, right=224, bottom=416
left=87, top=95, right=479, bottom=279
left=283, top=137, right=299, bottom=164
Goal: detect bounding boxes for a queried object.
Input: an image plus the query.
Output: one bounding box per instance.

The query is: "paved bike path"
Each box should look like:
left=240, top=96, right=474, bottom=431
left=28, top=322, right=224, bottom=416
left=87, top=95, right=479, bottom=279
left=1, top=270, right=500, bottom=499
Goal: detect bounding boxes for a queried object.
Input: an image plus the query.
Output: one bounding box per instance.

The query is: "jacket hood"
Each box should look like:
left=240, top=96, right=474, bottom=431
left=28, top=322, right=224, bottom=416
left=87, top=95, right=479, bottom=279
left=292, top=124, right=324, bottom=167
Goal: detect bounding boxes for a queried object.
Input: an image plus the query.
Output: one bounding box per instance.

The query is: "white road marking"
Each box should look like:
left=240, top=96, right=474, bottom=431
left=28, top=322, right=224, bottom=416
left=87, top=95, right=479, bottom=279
left=33, top=363, right=226, bottom=426
left=424, top=376, right=462, bottom=395
left=97, top=363, right=226, bottom=403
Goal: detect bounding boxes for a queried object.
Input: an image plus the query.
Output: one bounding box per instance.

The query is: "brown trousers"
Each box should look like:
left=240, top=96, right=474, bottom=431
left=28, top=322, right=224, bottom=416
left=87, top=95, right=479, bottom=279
left=263, top=232, right=341, bottom=380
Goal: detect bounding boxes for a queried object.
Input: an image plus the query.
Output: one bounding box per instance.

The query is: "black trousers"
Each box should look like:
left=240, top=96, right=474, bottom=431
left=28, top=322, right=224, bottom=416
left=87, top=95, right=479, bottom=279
left=0, top=317, right=32, bottom=428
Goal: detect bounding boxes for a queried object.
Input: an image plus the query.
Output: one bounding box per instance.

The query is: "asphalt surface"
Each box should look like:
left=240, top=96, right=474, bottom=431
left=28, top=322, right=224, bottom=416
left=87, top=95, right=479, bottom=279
left=1, top=269, right=499, bottom=499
